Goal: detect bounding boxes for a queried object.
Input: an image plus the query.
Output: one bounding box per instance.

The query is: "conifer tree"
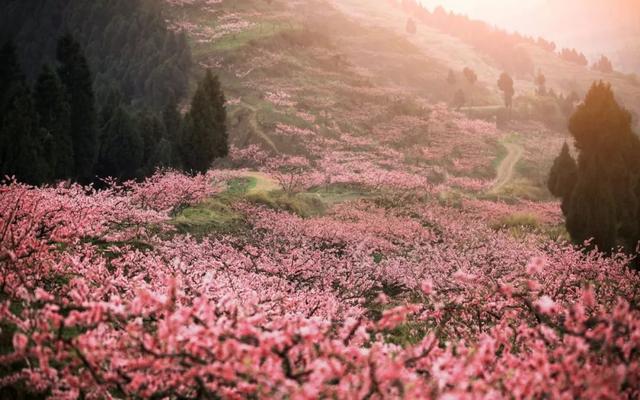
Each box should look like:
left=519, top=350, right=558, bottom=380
left=163, top=96, right=183, bottom=168
left=550, top=82, right=640, bottom=253
left=34, top=65, right=74, bottom=180
left=547, top=143, right=577, bottom=214
left=97, top=106, right=143, bottom=180
left=56, top=34, right=98, bottom=181
left=497, top=72, right=515, bottom=109
left=182, top=70, right=227, bottom=173
left=0, top=40, right=48, bottom=184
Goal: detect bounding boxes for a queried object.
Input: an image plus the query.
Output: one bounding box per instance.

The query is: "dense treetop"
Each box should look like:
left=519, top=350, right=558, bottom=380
left=0, top=0, right=192, bottom=109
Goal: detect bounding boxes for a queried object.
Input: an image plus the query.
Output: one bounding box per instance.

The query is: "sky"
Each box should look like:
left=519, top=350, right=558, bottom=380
left=417, top=0, right=640, bottom=58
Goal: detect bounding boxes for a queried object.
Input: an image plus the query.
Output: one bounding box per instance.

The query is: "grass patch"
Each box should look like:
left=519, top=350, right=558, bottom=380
left=171, top=177, right=254, bottom=236
left=247, top=190, right=325, bottom=218
left=491, top=212, right=540, bottom=231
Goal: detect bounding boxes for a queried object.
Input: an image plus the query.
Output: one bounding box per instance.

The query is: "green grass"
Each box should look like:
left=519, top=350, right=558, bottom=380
left=491, top=212, right=540, bottom=231
left=246, top=190, right=326, bottom=218
left=171, top=177, right=254, bottom=236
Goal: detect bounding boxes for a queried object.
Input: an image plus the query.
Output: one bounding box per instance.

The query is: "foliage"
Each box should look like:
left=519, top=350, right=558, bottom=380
left=0, top=0, right=192, bottom=109
left=182, top=70, right=229, bottom=173
left=550, top=82, right=640, bottom=252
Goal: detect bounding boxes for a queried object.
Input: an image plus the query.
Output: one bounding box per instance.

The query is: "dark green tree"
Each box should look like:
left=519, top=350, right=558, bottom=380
left=181, top=70, right=228, bottom=173
left=550, top=82, right=640, bottom=253
left=0, top=40, right=48, bottom=184
left=497, top=72, right=515, bottom=109
left=96, top=106, right=143, bottom=180
left=34, top=65, right=74, bottom=180
left=162, top=96, right=183, bottom=168
left=57, top=34, right=98, bottom=181
left=137, top=110, right=169, bottom=175
left=547, top=143, right=577, bottom=214
left=566, top=161, right=618, bottom=251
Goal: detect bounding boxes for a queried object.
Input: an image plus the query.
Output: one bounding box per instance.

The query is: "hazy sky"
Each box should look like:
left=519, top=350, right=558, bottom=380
left=417, top=0, right=640, bottom=57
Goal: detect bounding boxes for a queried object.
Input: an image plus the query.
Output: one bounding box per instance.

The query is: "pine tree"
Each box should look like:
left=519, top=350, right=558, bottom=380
left=566, top=160, right=618, bottom=251
left=547, top=143, right=577, bottom=215
left=137, top=111, right=168, bottom=175
left=0, top=40, right=48, bottom=184
left=535, top=71, right=547, bottom=96
left=163, top=96, right=183, bottom=168
left=34, top=65, right=74, bottom=180
left=57, top=34, right=98, bottom=181
left=497, top=72, right=515, bottom=109
left=182, top=70, right=228, bottom=173
left=97, top=106, right=143, bottom=180
left=552, top=82, right=640, bottom=253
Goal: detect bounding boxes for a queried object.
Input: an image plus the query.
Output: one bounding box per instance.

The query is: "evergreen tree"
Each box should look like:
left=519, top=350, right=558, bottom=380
left=535, top=71, right=547, bottom=96
left=550, top=82, right=640, bottom=254
left=182, top=70, right=228, bottom=173
left=34, top=65, right=74, bottom=180
left=0, top=40, right=48, bottom=184
left=57, top=34, right=98, bottom=181
left=566, top=161, right=618, bottom=251
left=97, top=106, right=143, bottom=180
left=547, top=143, right=577, bottom=214
left=463, top=67, right=477, bottom=85
left=163, top=96, right=183, bottom=168
left=497, top=72, right=515, bottom=109
left=137, top=110, right=169, bottom=175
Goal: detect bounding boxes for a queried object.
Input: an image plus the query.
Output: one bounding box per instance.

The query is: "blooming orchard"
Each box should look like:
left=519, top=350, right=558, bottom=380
left=1, top=166, right=639, bottom=399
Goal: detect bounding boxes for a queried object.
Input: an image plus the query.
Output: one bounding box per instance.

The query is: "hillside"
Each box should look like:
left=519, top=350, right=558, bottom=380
left=1, top=0, right=640, bottom=398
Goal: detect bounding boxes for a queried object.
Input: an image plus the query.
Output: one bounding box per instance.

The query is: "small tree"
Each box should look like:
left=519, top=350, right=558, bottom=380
left=592, top=55, right=614, bottom=74
left=497, top=72, right=514, bottom=109
left=547, top=143, right=577, bottom=213
left=463, top=67, right=477, bottom=85
left=535, top=71, right=547, bottom=96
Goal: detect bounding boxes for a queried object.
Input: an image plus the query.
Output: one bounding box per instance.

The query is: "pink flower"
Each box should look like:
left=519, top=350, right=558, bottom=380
left=535, top=295, right=556, bottom=314
left=421, top=279, right=434, bottom=295
left=526, top=256, right=547, bottom=275
left=12, top=333, right=28, bottom=353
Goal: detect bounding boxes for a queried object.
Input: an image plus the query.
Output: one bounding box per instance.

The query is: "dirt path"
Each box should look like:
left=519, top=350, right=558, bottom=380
left=229, top=102, right=280, bottom=154
left=489, top=141, right=524, bottom=193
left=236, top=171, right=280, bottom=195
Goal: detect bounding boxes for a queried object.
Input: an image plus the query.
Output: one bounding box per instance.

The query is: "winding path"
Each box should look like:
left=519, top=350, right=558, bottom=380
left=489, top=142, right=524, bottom=193
left=229, top=102, right=280, bottom=154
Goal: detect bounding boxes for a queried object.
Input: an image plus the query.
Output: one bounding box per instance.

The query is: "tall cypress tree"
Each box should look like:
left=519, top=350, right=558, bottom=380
left=181, top=70, right=227, bottom=173
left=96, top=106, right=143, bottom=180
left=550, top=82, right=640, bottom=253
left=0, top=40, right=47, bottom=184
left=547, top=142, right=577, bottom=215
left=34, top=65, right=74, bottom=180
left=56, top=34, right=98, bottom=182
left=163, top=96, right=183, bottom=169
